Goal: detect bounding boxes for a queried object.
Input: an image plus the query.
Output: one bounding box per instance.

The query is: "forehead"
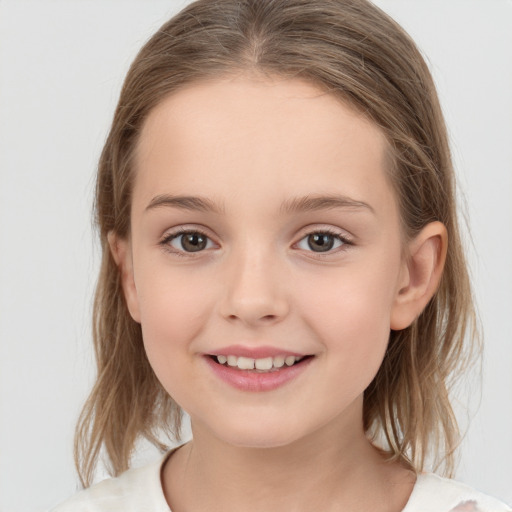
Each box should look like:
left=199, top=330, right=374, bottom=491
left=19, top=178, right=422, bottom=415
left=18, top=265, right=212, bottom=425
left=133, top=76, right=394, bottom=217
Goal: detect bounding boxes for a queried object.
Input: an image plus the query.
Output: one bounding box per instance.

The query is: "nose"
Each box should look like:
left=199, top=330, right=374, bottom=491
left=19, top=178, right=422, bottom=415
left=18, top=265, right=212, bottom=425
left=219, top=243, right=290, bottom=327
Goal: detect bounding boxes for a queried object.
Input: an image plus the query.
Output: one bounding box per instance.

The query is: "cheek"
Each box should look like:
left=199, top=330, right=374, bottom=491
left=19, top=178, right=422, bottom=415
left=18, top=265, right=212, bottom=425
left=134, top=266, right=214, bottom=373
left=135, top=271, right=220, bottom=413
left=294, top=259, right=400, bottom=380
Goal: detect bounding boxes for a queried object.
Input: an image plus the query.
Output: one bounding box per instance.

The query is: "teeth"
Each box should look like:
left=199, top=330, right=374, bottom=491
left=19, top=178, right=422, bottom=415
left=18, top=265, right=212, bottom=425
left=237, top=356, right=255, bottom=370
left=255, top=357, right=273, bottom=370
left=215, top=354, right=305, bottom=371
left=285, top=356, right=296, bottom=366
left=273, top=355, right=285, bottom=368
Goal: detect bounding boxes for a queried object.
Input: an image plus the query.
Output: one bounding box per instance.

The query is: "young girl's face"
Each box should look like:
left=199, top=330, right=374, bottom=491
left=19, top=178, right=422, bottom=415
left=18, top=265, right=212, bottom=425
left=118, top=76, right=411, bottom=449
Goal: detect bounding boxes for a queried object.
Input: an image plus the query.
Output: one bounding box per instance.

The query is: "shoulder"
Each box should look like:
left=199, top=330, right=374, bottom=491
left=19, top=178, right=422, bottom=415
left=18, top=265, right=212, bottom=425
left=403, top=473, right=511, bottom=512
left=51, top=453, right=172, bottom=512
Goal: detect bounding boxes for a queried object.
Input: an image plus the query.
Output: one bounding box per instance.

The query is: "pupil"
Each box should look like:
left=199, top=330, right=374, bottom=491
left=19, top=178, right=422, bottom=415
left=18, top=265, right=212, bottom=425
left=182, top=233, right=207, bottom=252
left=308, top=233, right=334, bottom=252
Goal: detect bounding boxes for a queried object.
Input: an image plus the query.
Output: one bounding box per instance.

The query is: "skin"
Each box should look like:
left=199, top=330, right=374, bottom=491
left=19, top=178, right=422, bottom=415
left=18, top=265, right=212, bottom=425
left=111, top=75, right=447, bottom=512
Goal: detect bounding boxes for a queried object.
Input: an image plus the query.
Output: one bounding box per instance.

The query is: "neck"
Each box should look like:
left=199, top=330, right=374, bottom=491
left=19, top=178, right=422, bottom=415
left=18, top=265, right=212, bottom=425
left=162, top=404, right=415, bottom=512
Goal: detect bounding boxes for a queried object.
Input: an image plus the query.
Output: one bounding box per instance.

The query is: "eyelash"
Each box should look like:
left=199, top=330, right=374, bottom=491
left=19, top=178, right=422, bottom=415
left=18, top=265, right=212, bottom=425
left=159, top=227, right=353, bottom=256
left=294, top=228, right=353, bottom=256
left=159, top=228, right=214, bottom=257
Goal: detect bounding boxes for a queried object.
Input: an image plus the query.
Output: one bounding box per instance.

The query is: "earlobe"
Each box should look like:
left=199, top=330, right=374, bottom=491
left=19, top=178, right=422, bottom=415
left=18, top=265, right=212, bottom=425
left=390, top=221, right=448, bottom=330
left=107, top=231, right=141, bottom=323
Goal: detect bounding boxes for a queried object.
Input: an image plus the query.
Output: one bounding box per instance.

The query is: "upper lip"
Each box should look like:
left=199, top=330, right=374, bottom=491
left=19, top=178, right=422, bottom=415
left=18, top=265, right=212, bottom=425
left=207, top=345, right=306, bottom=359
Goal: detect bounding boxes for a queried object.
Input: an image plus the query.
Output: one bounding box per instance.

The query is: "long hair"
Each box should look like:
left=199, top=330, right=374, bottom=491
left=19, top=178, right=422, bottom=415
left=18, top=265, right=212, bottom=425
left=75, top=0, right=479, bottom=487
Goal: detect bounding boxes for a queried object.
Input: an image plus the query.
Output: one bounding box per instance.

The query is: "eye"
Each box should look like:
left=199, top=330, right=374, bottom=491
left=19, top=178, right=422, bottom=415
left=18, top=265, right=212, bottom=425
left=163, top=230, right=214, bottom=253
left=296, top=231, right=348, bottom=253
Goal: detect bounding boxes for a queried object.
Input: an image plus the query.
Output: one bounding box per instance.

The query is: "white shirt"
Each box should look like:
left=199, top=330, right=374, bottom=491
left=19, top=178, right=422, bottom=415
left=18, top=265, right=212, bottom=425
left=52, top=452, right=511, bottom=512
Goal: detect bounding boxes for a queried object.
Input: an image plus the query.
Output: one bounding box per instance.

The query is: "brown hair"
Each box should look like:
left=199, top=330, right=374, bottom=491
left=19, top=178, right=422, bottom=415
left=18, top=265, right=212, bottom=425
left=75, top=0, right=478, bottom=487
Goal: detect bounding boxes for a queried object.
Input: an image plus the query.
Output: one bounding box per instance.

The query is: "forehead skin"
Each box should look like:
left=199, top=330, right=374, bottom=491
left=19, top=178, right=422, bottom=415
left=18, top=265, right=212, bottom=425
left=132, top=76, right=395, bottom=227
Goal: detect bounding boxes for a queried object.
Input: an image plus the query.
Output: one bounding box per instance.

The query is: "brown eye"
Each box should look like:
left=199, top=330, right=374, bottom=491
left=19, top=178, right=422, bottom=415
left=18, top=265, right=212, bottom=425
left=307, top=233, right=336, bottom=252
left=296, top=231, right=347, bottom=253
left=169, top=231, right=212, bottom=252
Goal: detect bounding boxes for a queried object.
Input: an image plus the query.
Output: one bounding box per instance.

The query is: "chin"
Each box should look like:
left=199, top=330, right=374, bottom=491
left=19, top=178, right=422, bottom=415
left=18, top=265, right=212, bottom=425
left=194, top=414, right=308, bottom=450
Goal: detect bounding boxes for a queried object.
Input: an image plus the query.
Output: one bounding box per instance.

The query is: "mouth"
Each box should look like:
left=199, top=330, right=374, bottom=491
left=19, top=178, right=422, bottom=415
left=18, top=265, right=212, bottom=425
left=204, top=346, right=314, bottom=392
left=208, top=354, right=313, bottom=373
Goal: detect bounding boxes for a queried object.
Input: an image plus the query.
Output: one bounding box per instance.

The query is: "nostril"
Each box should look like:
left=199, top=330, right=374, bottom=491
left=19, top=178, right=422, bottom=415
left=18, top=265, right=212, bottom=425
left=227, top=313, right=277, bottom=322
left=221, top=295, right=289, bottom=325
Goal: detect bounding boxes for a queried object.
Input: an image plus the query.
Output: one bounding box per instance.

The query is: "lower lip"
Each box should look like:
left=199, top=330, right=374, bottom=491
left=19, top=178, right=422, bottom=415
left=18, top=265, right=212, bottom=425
left=205, top=356, right=313, bottom=392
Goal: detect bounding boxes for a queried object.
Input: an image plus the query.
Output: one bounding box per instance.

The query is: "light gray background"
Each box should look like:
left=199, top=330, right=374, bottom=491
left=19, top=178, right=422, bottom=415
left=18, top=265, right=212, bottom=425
left=0, top=1, right=511, bottom=510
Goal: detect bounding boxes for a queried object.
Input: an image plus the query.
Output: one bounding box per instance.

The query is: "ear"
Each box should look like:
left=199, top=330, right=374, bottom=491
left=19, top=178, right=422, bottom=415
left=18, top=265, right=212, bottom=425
left=390, top=221, right=447, bottom=330
left=107, top=231, right=141, bottom=323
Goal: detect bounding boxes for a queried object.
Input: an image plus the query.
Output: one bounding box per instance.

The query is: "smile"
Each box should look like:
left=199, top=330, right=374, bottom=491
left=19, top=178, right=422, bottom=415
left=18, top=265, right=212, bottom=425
left=214, top=354, right=305, bottom=372
left=205, top=352, right=313, bottom=392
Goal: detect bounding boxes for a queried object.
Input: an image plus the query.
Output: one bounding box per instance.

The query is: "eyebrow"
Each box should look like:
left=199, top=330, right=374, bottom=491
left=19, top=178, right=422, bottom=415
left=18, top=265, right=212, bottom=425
left=280, top=194, right=375, bottom=215
left=144, top=193, right=374, bottom=215
left=145, top=194, right=225, bottom=214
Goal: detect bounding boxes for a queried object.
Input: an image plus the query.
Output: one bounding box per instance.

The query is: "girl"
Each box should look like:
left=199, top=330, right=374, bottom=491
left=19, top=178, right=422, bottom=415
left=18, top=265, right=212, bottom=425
left=52, top=0, right=511, bottom=510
